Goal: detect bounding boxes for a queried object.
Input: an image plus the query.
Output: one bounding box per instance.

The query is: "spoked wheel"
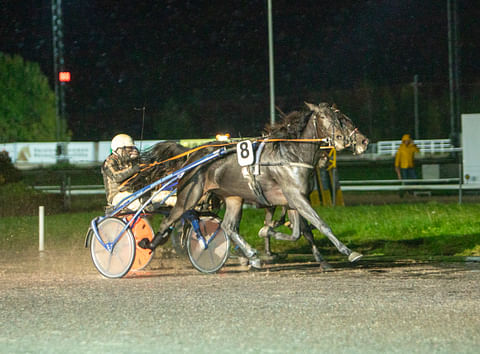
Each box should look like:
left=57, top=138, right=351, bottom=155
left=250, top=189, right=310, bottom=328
left=90, top=217, right=136, bottom=278
left=124, top=215, right=155, bottom=271
left=186, top=216, right=229, bottom=273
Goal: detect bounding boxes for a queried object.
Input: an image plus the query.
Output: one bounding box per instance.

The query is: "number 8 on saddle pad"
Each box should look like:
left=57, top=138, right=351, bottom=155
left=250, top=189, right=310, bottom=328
left=236, top=140, right=254, bottom=166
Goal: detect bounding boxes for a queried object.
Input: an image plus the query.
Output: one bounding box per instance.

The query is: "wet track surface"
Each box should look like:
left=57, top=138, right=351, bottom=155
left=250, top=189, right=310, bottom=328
left=1, top=248, right=480, bottom=353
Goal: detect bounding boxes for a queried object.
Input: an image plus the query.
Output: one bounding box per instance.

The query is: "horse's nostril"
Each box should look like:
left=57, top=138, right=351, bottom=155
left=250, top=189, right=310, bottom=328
left=363, top=139, right=369, bottom=145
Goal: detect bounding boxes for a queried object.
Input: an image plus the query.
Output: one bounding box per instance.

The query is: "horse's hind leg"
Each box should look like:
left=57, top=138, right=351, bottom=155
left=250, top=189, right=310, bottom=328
left=259, top=208, right=302, bottom=242
left=223, top=196, right=261, bottom=269
left=298, top=216, right=332, bottom=270
left=266, top=208, right=332, bottom=269
left=259, top=207, right=276, bottom=256
left=141, top=180, right=204, bottom=250
left=284, top=192, right=362, bottom=262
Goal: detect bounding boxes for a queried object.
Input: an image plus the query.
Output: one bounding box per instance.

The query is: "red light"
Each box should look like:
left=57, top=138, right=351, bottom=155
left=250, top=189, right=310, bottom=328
left=59, top=72, right=71, bottom=82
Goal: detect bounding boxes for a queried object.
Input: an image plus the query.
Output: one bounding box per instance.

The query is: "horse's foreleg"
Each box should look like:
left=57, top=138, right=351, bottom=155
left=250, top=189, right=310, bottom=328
left=285, top=193, right=362, bottom=262
left=223, top=196, right=261, bottom=269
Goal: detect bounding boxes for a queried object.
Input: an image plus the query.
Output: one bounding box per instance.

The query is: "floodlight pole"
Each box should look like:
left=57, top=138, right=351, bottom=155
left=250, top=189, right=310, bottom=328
left=447, top=0, right=460, bottom=145
left=51, top=0, right=66, bottom=160
left=267, top=0, right=275, bottom=126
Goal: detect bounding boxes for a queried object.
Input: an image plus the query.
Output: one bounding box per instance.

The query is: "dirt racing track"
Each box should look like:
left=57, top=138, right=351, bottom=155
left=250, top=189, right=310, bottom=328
left=1, top=248, right=479, bottom=353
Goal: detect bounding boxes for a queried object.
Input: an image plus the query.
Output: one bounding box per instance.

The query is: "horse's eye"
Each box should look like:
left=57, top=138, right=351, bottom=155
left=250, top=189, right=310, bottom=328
left=336, top=135, right=343, bottom=140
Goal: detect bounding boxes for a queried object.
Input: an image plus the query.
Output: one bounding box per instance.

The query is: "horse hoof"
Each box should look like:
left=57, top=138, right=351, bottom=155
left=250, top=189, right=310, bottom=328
left=258, top=226, right=270, bottom=238
left=138, top=238, right=151, bottom=250
left=238, top=257, right=249, bottom=266
left=319, top=261, right=333, bottom=271
left=348, top=252, right=363, bottom=262
left=153, top=231, right=170, bottom=246
left=261, top=253, right=278, bottom=264
left=249, top=257, right=262, bottom=269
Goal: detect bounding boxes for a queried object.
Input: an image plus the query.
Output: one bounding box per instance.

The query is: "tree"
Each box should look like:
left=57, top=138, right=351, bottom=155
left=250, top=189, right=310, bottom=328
left=0, top=52, right=58, bottom=142
left=0, top=151, right=20, bottom=185
left=152, top=98, right=196, bottom=139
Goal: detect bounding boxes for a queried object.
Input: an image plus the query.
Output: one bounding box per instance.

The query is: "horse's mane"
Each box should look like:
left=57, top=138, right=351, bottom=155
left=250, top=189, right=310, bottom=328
left=264, top=103, right=331, bottom=138
left=263, top=111, right=312, bottom=138
left=140, top=141, right=189, bottom=165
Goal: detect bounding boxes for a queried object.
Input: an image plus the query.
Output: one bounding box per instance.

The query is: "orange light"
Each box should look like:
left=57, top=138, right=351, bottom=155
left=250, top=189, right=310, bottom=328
left=59, top=71, right=71, bottom=82
left=216, top=133, right=230, bottom=141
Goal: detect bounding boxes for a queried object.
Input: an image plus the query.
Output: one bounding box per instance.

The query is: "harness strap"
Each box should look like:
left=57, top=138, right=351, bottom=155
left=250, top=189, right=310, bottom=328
left=249, top=162, right=314, bottom=169
left=288, top=162, right=315, bottom=169
left=242, top=140, right=271, bottom=206
left=242, top=166, right=271, bottom=206
left=253, top=139, right=268, bottom=176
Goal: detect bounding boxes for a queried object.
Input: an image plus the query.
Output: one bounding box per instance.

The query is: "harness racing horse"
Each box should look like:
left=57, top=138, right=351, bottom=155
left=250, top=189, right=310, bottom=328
left=259, top=104, right=368, bottom=268
left=139, top=102, right=368, bottom=268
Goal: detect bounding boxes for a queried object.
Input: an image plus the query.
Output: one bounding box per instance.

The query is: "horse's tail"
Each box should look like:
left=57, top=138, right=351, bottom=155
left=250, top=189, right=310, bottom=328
left=125, top=140, right=234, bottom=189
left=124, top=141, right=190, bottom=189
left=141, top=140, right=189, bottom=164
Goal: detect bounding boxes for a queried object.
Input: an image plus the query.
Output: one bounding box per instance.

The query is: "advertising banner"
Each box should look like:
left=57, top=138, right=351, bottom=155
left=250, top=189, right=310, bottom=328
left=67, top=142, right=96, bottom=163
left=462, top=114, right=480, bottom=184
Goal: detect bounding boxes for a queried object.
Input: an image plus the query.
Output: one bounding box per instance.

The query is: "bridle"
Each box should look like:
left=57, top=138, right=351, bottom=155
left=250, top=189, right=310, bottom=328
left=334, top=108, right=359, bottom=152
left=347, top=127, right=358, bottom=150
left=311, top=106, right=361, bottom=153
left=312, top=109, right=344, bottom=149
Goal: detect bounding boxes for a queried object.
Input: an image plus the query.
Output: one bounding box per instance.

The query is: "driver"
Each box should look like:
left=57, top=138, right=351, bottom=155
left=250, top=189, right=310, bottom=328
left=102, top=134, right=142, bottom=211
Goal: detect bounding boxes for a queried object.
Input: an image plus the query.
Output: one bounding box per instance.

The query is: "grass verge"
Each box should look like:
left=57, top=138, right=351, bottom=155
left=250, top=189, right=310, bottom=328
left=1, top=202, right=479, bottom=260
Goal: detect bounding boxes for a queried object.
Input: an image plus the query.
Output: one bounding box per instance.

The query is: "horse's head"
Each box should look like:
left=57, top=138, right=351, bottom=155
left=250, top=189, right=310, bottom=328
left=333, top=108, right=369, bottom=155
left=304, top=102, right=369, bottom=155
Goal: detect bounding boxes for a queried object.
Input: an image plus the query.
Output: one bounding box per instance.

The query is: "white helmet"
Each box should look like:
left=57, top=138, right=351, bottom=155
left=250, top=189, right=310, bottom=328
left=111, top=134, right=135, bottom=152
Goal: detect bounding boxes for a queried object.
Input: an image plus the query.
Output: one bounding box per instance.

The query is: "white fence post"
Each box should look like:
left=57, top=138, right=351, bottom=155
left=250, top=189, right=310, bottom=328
left=39, top=206, right=45, bottom=251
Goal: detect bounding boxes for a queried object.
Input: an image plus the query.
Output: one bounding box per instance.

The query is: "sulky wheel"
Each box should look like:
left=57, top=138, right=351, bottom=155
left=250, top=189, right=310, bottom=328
left=124, top=215, right=155, bottom=271
left=186, top=216, right=229, bottom=273
left=90, top=217, right=136, bottom=278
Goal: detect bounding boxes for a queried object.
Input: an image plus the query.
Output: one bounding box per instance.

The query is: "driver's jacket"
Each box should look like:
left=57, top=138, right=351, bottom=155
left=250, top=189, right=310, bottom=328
left=101, top=153, right=140, bottom=205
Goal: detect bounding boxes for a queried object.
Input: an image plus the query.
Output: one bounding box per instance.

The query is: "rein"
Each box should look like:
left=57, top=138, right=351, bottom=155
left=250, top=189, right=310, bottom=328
left=120, top=137, right=333, bottom=188
left=142, top=137, right=331, bottom=170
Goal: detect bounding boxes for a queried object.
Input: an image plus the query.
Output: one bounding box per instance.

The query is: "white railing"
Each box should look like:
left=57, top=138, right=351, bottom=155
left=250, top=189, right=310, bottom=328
left=0, top=138, right=210, bottom=165
left=376, top=139, right=460, bottom=156
left=2, top=138, right=462, bottom=166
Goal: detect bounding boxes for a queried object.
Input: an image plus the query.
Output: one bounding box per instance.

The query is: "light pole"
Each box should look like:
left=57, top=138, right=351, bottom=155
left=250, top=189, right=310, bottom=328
left=267, top=0, right=275, bottom=126
left=51, top=0, right=66, bottom=160
left=447, top=0, right=460, bottom=145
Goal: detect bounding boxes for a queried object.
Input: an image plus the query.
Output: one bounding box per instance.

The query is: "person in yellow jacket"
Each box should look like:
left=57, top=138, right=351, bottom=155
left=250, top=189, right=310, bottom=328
left=395, top=134, right=420, bottom=179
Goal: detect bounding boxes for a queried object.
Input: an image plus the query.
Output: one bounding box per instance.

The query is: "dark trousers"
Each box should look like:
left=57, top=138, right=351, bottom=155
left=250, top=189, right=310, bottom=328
left=400, top=168, right=417, bottom=180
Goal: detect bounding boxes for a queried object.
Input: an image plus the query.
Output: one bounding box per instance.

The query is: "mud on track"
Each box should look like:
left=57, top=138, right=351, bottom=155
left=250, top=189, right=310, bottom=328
left=1, top=247, right=480, bottom=353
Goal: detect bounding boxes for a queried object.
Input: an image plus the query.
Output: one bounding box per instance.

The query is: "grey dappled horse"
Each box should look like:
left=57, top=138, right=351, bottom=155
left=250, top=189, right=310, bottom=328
left=139, top=102, right=368, bottom=268
left=260, top=104, right=368, bottom=268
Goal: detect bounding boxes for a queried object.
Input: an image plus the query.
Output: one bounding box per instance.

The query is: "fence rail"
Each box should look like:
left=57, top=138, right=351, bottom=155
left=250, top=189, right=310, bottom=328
left=34, top=185, right=105, bottom=195
left=340, top=178, right=480, bottom=192
left=33, top=179, right=480, bottom=195
left=376, top=139, right=461, bottom=156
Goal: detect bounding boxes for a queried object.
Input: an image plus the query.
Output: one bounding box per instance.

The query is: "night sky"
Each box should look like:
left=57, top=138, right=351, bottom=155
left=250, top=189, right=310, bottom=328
left=1, top=0, right=479, bottom=141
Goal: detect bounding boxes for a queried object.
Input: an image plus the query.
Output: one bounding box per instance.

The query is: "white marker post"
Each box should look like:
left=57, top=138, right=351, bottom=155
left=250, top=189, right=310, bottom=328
left=39, top=206, right=45, bottom=251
